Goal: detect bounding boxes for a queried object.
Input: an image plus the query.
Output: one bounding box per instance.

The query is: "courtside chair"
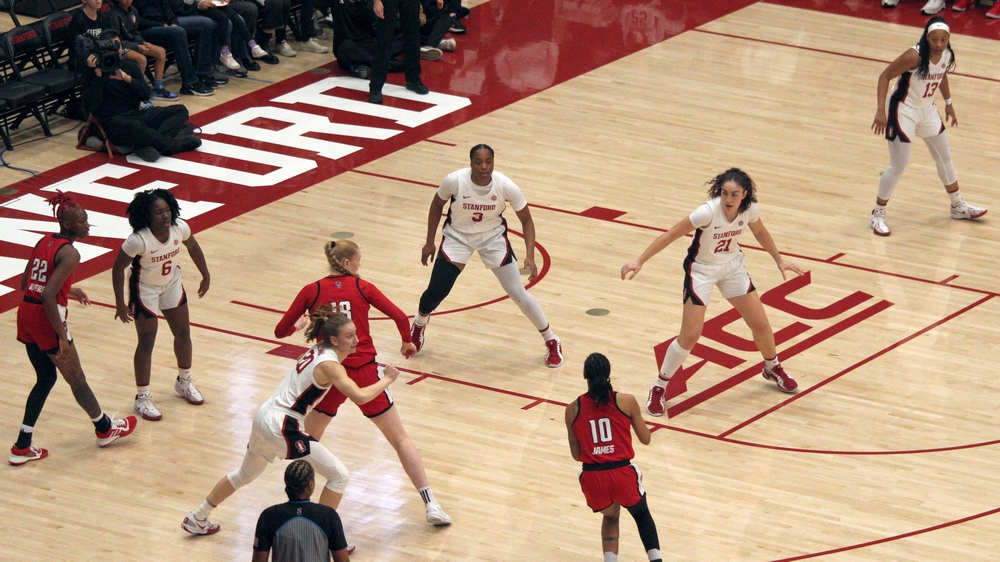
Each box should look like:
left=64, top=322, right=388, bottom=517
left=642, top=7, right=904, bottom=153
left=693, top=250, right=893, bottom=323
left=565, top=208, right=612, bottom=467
left=0, top=32, right=53, bottom=151
left=5, top=23, right=79, bottom=117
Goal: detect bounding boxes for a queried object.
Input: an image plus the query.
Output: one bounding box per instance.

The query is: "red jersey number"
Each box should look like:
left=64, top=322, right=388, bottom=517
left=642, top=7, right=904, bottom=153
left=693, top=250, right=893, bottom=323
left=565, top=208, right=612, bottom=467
left=923, top=82, right=939, bottom=98
left=295, top=348, right=316, bottom=374
left=714, top=239, right=732, bottom=254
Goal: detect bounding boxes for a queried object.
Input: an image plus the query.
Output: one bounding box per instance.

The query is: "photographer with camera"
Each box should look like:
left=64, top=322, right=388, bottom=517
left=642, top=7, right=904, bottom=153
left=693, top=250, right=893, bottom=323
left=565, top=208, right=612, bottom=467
left=82, top=30, right=201, bottom=162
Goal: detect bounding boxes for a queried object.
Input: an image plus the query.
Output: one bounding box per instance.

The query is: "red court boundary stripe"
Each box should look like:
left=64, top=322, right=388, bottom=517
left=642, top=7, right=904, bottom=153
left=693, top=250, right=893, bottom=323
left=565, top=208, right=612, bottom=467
left=692, top=28, right=1000, bottom=85
left=720, top=294, right=995, bottom=437
left=773, top=505, right=1000, bottom=561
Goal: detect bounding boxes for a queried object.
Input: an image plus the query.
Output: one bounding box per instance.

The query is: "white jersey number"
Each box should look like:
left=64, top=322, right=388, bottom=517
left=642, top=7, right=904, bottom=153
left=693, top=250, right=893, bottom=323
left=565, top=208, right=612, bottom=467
left=588, top=418, right=613, bottom=444
left=29, top=258, right=48, bottom=283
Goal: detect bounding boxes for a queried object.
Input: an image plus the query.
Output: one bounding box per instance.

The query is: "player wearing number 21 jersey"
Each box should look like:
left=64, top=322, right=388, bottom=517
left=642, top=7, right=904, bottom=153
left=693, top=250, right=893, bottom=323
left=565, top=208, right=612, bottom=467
left=621, top=169, right=807, bottom=417
left=565, top=353, right=662, bottom=562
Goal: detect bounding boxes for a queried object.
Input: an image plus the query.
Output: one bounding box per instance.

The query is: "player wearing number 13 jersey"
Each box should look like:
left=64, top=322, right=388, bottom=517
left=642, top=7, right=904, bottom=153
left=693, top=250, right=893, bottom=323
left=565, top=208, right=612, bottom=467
left=565, top=353, right=662, bottom=562
left=112, top=189, right=212, bottom=423
left=621, top=169, right=807, bottom=416
left=869, top=16, right=986, bottom=237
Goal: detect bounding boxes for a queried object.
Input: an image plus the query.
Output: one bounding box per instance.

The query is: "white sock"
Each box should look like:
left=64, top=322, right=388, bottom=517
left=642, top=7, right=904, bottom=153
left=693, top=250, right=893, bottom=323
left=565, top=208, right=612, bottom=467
left=20, top=424, right=33, bottom=434
left=658, top=339, right=690, bottom=383
left=90, top=412, right=105, bottom=423
left=178, top=368, right=192, bottom=381
left=193, top=499, right=215, bottom=520
left=647, top=548, right=663, bottom=561
left=873, top=203, right=886, bottom=212
left=418, top=486, right=436, bottom=505
left=948, top=190, right=962, bottom=206
left=136, top=385, right=150, bottom=397
left=414, top=313, right=430, bottom=326
left=764, top=356, right=780, bottom=370
left=604, top=552, right=618, bottom=562
left=540, top=326, right=555, bottom=341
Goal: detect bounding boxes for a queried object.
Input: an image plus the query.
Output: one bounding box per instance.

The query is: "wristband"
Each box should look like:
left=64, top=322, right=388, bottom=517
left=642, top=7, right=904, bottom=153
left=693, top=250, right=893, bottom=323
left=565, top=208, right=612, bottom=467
left=944, top=98, right=953, bottom=106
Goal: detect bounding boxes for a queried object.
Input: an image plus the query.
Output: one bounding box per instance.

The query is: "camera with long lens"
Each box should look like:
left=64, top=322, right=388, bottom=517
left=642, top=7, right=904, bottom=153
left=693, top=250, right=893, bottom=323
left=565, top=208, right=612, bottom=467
left=74, top=35, right=121, bottom=73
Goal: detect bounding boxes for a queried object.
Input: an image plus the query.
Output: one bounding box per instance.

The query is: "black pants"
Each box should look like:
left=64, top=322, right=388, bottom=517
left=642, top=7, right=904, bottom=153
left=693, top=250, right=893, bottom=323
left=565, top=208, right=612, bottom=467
left=371, top=0, right=420, bottom=91
left=103, top=105, right=189, bottom=155
left=336, top=36, right=403, bottom=69
left=420, top=12, right=450, bottom=47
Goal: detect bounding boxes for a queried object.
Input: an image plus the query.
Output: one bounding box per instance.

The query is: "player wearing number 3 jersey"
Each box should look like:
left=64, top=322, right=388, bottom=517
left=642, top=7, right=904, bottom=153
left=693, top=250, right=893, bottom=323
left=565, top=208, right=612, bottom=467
left=112, top=189, right=212, bottom=422
left=869, top=16, right=986, bottom=236
left=621, top=169, right=807, bottom=417
left=565, top=353, right=662, bottom=562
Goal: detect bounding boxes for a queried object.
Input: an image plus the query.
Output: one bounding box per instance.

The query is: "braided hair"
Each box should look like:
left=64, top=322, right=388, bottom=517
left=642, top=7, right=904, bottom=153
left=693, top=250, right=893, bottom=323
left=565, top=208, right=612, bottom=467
left=584, top=353, right=613, bottom=407
left=125, top=188, right=181, bottom=233
left=304, top=304, right=353, bottom=349
left=284, top=460, right=314, bottom=500
left=469, top=143, right=494, bottom=160
left=324, top=240, right=360, bottom=278
left=705, top=168, right=757, bottom=214
left=916, top=16, right=957, bottom=80
left=47, top=190, right=83, bottom=224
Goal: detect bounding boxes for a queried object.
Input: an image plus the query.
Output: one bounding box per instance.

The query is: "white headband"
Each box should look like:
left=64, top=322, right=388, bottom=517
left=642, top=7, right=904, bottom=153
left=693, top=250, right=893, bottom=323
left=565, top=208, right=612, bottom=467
left=928, top=22, right=950, bottom=34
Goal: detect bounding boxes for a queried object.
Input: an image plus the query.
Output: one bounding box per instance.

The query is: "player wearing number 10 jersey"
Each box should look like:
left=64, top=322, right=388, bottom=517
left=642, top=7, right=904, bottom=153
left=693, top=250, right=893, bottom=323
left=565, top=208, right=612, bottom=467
left=112, top=189, right=211, bottom=423
left=566, top=353, right=662, bottom=562
left=621, top=169, right=807, bottom=416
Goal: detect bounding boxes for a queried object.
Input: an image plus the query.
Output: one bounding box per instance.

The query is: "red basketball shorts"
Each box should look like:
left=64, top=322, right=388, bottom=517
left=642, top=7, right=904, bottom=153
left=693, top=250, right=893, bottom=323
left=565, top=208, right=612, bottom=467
left=16, top=301, right=67, bottom=353
left=578, top=464, right=645, bottom=512
left=313, top=361, right=394, bottom=418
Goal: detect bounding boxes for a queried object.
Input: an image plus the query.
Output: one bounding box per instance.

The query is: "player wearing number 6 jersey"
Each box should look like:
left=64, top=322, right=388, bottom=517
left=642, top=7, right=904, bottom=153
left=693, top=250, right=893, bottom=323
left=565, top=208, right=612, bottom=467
left=411, top=144, right=563, bottom=368
left=621, top=169, right=806, bottom=417
left=112, top=189, right=211, bottom=422
left=274, top=240, right=451, bottom=526
left=869, top=16, right=986, bottom=237
left=566, top=353, right=662, bottom=562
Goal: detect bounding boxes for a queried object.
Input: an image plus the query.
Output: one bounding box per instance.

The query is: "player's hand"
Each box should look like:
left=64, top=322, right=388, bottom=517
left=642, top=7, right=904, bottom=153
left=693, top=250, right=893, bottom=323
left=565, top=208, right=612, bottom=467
left=55, top=336, right=71, bottom=363
left=69, top=288, right=91, bottom=306
left=373, top=0, right=384, bottom=18
left=871, top=110, right=887, bottom=136
left=400, top=341, right=417, bottom=359
left=945, top=105, right=958, bottom=127
left=115, top=303, right=134, bottom=324
left=421, top=242, right=436, bottom=266
left=621, top=260, right=642, bottom=280
left=197, top=276, right=210, bottom=298
left=523, top=257, right=538, bottom=282
left=294, top=313, right=309, bottom=332
left=776, top=258, right=806, bottom=280
left=382, top=364, right=400, bottom=383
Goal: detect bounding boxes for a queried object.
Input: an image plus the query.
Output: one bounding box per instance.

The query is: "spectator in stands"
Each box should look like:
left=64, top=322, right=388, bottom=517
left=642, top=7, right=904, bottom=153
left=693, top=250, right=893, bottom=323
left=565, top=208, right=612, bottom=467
left=423, top=0, right=466, bottom=34
left=69, top=0, right=111, bottom=71
left=82, top=30, right=201, bottom=162
left=110, top=0, right=180, bottom=100
left=167, top=0, right=232, bottom=85
left=294, top=0, right=330, bottom=53
left=133, top=0, right=216, bottom=94
left=418, top=1, right=452, bottom=58
left=331, top=0, right=405, bottom=79
left=198, top=0, right=259, bottom=76
left=253, top=0, right=297, bottom=58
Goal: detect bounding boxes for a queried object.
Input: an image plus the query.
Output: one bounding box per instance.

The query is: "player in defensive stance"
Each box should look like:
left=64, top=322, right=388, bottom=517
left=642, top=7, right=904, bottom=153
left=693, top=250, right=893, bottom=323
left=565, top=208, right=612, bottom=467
left=111, top=189, right=211, bottom=421
left=274, top=240, right=451, bottom=526
left=183, top=307, right=400, bottom=535
left=10, top=192, right=137, bottom=465
left=411, top=144, right=563, bottom=367
left=870, top=16, right=986, bottom=236
left=565, top=353, right=662, bottom=562
left=621, top=168, right=806, bottom=416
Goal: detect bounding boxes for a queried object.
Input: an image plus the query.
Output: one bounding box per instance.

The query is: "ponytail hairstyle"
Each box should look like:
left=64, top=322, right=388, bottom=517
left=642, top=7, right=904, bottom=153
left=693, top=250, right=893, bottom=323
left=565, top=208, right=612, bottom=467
left=917, top=17, right=956, bottom=79
left=284, top=460, right=314, bottom=500
left=304, top=304, right=353, bottom=349
left=469, top=143, right=494, bottom=161
left=705, top=167, right=757, bottom=213
left=47, top=190, right=83, bottom=225
left=583, top=353, right=613, bottom=407
left=324, top=239, right=361, bottom=278
left=125, top=188, right=181, bottom=233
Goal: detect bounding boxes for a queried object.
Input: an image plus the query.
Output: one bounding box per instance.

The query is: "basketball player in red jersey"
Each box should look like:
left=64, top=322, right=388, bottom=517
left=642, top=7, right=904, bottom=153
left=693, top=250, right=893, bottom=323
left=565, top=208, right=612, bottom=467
left=565, top=353, right=662, bottom=562
left=9, top=192, right=137, bottom=465
left=274, top=240, right=451, bottom=526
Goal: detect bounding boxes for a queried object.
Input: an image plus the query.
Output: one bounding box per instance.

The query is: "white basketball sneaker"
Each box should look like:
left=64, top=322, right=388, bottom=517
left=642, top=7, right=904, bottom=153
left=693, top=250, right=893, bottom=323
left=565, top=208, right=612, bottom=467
left=870, top=208, right=890, bottom=237
left=182, top=512, right=220, bottom=535
left=950, top=199, right=987, bottom=220
left=921, top=0, right=946, bottom=14
left=175, top=377, right=205, bottom=405
left=134, top=394, right=162, bottom=421
left=425, top=502, right=452, bottom=526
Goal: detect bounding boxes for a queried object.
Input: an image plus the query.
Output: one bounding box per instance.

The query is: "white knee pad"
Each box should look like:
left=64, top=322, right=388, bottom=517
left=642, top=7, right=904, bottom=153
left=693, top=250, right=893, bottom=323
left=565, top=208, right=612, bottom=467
left=306, top=444, right=350, bottom=494
left=227, top=452, right=269, bottom=490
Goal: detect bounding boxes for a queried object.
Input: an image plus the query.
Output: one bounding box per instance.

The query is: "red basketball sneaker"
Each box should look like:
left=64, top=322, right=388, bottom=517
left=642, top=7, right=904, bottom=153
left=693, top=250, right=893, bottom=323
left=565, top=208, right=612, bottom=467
left=410, top=321, right=427, bottom=354
left=762, top=364, right=798, bottom=393
left=96, top=415, right=138, bottom=447
left=544, top=338, right=563, bottom=368
left=9, top=444, right=48, bottom=466
left=952, top=0, right=975, bottom=11
left=646, top=385, right=666, bottom=416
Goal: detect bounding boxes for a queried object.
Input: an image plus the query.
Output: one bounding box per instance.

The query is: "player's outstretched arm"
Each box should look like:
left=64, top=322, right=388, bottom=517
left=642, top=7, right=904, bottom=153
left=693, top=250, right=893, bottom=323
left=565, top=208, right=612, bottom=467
left=316, top=362, right=400, bottom=405
left=622, top=216, right=695, bottom=280
left=747, top=219, right=806, bottom=280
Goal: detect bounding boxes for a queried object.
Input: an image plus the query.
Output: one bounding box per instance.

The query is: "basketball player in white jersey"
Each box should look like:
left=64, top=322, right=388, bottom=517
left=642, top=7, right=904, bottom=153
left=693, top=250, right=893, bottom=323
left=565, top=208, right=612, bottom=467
left=621, top=169, right=806, bottom=417
left=870, top=16, right=986, bottom=236
left=410, top=144, right=563, bottom=367
left=111, top=189, right=211, bottom=422
left=183, top=307, right=401, bottom=536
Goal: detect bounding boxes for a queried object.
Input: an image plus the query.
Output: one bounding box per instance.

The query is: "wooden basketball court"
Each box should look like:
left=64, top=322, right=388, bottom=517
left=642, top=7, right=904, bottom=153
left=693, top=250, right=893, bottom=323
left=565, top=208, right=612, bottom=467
left=2, top=1, right=1000, bottom=560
